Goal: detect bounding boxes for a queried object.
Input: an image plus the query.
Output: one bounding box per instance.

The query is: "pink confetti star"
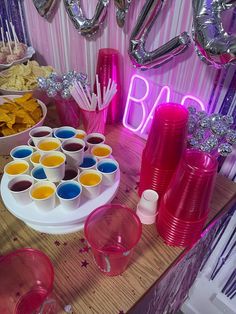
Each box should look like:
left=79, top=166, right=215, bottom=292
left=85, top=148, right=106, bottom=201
left=81, top=260, right=89, bottom=268
left=83, top=246, right=90, bottom=253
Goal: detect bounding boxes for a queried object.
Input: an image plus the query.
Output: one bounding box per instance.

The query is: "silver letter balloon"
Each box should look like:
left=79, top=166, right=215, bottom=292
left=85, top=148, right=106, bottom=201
left=128, top=0, right=191, bottom=70
left=64, top=0, right=110, bottom=37
left=192, top=0, right=236, bottom=68
left=32, top=0, right=57, bottom=19
left=114, top=0, right=132, bottom=27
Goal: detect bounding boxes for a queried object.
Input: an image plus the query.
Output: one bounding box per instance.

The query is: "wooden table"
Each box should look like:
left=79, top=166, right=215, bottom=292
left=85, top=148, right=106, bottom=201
left=0, top=123, right=236, bottom=314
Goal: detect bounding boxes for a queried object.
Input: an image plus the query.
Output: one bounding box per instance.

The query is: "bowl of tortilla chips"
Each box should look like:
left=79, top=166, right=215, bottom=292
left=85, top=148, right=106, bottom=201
left=0, top=93, right=47, bottom=155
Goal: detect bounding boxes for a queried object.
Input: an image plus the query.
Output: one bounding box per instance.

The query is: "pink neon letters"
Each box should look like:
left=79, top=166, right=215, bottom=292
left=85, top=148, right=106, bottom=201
left=123, top=74, right=205, bottom=134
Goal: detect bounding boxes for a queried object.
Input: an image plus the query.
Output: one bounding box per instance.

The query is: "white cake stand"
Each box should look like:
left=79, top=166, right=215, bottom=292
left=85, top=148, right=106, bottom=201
left=1, top=171, right=120, bottom=234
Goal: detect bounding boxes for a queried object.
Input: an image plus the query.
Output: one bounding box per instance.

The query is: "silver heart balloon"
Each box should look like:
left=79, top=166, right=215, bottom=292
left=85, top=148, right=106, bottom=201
left=32, top=0, right=57, bottom=19
left=114, top=0, right=132, bottom=27
left=64, top=0, right=110, bottom=37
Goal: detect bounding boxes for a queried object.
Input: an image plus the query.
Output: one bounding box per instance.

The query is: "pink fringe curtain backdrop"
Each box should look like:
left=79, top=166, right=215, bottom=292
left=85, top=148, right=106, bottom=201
left=24, top=0, right=219, bottom=106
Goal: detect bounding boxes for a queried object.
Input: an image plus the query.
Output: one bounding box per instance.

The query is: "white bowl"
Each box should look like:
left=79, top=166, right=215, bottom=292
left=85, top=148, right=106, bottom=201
left=0, top=95, right=47, bottom=155
left=0, top=46, right=35, bottom=70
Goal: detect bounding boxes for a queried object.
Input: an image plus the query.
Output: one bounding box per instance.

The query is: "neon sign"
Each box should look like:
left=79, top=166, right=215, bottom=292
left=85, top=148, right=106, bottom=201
left=123, top=74, right=205, bottom=135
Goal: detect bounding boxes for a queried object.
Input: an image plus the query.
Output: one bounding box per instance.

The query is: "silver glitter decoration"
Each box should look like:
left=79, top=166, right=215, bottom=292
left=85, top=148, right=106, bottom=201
left=47, top=89, right=57, bottom=98
left=61, top=89, right=71, bottom=99
left=211, top=121, right=228, bottom=136
left=226, top=129, right=236, bottom=144
left=199, top=143, right=212, bottom=152
left=37, top=77, right=47, bottom=89
left=37, top=70, right=89, bottom=99
left=205, top=135, right=218, bottom=149
left=218, top=143, right=232, bottom=157
left=211, top=113, right=222, bottom=123
left=222, top=115, right=234, bottom=126
left=187, top=109, right=235, bottom=157
left=188, top=137, right=199, bottom=147
left=199, top=116, right=211, bottom=128
left=188, top=106, right=197, bottom=114
left=194, top=128, right=205, bottom=140
left=196, top=111, right=207, bottom=120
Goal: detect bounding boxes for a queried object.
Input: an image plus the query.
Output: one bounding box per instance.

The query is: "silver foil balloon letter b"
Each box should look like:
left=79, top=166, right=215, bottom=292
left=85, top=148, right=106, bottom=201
left=128, top=0, right=191, bottom=70
left=64, top=0, right=110, bottom=37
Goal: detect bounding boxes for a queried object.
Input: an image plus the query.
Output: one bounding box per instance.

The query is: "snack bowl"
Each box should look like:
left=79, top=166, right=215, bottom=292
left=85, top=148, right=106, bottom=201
left=0, top=95, right=47, bottom=155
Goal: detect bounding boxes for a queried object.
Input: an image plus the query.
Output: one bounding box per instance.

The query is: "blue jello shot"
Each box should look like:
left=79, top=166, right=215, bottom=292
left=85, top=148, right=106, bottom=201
left=10, top=145, right=33, bottom=162
left=79, top=155, right=97, bottom=171
left=31, top=166, right=47, bottom=181
left=56, top=181, right=82, bottom=210
left=96, top=158, right=119, bottom=186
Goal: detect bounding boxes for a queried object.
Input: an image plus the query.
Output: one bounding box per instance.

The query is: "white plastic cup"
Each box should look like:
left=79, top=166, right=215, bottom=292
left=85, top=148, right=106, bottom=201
left=85, top=133, right=105, bottom=152
left=56, top=181, right=82, bottom=210
left=8, top=175, right=34, bottom=205
left=96, top=158, right=119, bottom=186
left=29, top=126, right=52, bottom=146
left=4, top=160, right=30, bottom=180
left=31, top=166, right=48, bottom=182
left=61, top=165, right=79, bottom=182
left=30, top=181, right=56, bottom=212
left=91, top=144, right=112, bottom=161
left=40, top=151, right=66, bottom=182
left=27, top=138, right=36, bottom=151
left=30, top=151, right=41, bottom=168
left=79, top=169, right=102, bottom=199
left=136, top=189, right=159, bottom=225
left=10, top=145, right=34, bottom=163
left=36, top=137, right=61, bottom=156
left=61, top=138, right=85, bottom=167
left=79, top=155, right=97, bottom=171
left=75, top=129, right=87, bottom=140
left=54, top=126, right=77, bottom=142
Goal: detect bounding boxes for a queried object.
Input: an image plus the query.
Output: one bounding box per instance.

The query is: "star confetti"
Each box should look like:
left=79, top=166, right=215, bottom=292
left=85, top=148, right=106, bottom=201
left=81, top=260, right=89, bottom=268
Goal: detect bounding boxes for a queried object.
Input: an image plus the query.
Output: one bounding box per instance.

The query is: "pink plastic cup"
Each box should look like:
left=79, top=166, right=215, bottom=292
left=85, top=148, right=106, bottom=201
left=84, top=204, right=142, bottom=276
left=0, top=248, right=54, bottom=314
left=95, top=48, right=122, bottom=124
left=81, top=107, right=108, bottom=134
left=144, top=103, right=189, bottom=168
left=162, top=150, right=218, bottom=221
left=55, top=98, right=80, bottom=128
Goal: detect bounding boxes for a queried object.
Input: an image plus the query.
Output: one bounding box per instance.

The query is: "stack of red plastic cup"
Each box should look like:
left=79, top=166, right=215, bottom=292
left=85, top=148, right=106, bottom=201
left=139, top=103, right=189, bottom=197
left=157, top=149, right=218, bottom=247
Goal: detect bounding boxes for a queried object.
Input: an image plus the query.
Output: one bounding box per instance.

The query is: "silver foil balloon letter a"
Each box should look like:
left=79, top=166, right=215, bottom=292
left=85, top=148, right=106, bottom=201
left=128, top=0, right=191, bottom=70
left=64, top=0, right=110, bottom=37
left=192, top=0, right=236, bottom=68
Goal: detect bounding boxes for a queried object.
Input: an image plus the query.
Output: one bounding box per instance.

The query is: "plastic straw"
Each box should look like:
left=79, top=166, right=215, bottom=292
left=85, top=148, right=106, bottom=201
left=0, top=27, right=5, bottom=47
left=6, top=31, right=12, bottom=54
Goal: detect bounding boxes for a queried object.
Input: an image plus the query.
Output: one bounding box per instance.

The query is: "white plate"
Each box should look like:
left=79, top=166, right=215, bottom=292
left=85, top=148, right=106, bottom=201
left=0, top=47, right=35, bottom=70
left=26, top=221, right=84, bottom=234
left=1, top=170, right=120, bottom=226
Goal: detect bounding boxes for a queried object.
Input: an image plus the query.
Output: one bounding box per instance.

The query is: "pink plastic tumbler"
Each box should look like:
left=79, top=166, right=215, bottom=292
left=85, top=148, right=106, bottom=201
left=95, top=48, right=122, bottom=124
left=0, top=248, right=54, bottom=314
left=80, top=107, right=108, bottom=134
left=157, top=150, right=218, bottom=247
left=84, top=204, right=142, bottom=276
left=55, top=98, right=80, bottom=128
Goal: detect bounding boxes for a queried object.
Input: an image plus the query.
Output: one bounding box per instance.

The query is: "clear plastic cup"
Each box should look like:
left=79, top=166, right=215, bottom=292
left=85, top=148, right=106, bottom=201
left=84, top=204, right=142, bottom=276
left=0, top=248, right=54, bottom=314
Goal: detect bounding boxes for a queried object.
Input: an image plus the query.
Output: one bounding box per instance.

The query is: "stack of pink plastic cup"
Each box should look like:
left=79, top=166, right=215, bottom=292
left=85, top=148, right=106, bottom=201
left=139, top=103, right=189, bottom=197
left=95, top=48, right=122, bottom=124
left=157, top=149, right=218, bottom=247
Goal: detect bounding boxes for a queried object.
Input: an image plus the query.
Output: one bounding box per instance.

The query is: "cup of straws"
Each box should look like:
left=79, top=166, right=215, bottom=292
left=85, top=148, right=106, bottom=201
left=70, top=75, right=117, bottom=134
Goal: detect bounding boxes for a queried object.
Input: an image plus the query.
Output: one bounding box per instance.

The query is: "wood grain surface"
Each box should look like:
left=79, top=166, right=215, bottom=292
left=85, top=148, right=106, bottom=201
left=0, top=106, right=235, bottom=314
